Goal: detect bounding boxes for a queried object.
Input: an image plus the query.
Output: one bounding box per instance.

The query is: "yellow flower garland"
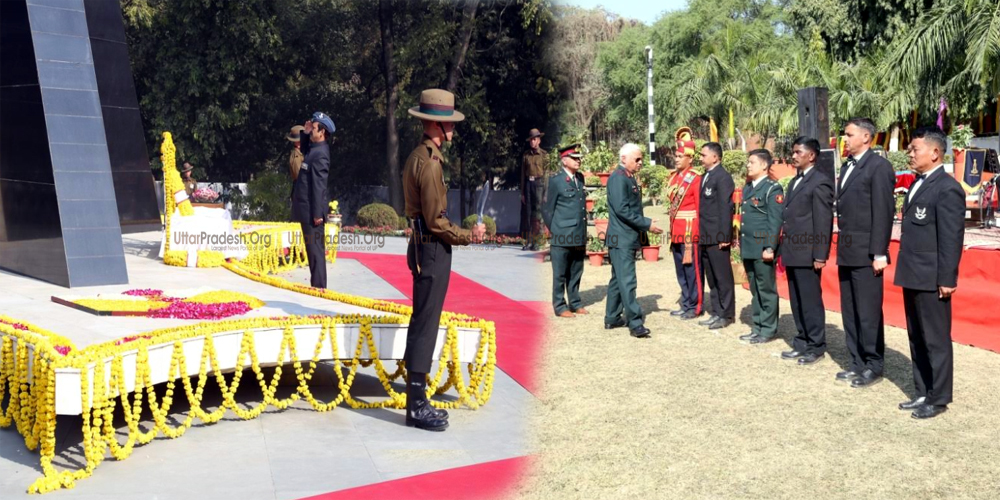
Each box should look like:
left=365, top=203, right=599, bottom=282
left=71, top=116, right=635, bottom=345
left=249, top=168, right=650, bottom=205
left=0, top=285, right=495, bottom=494
left=160, top=132, right=225, bottom=268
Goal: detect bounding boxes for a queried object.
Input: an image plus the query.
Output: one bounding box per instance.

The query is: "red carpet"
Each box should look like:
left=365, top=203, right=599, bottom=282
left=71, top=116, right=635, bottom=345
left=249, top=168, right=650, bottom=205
left=298, top=456, right=531, bottom=500
left=338, top=252, right=546, bottom=395
left=767, top=238, right=1000, bottom=353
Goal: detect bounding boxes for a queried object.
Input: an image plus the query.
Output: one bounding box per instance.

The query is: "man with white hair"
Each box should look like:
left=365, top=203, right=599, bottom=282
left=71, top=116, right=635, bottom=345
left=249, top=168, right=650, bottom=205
left=605, top=143, right=663, bottom=338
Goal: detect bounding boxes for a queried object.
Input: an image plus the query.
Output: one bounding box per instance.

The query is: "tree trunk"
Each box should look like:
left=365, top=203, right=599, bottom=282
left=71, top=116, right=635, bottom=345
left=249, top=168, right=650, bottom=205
left=444, top=0, right=478, bottom=93
left=378, top=0, right=403, bottom=214
left=889, top=125, right=900, bottom=152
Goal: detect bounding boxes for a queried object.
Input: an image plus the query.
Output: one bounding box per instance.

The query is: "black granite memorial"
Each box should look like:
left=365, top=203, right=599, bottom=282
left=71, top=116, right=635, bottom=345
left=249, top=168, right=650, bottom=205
left=0, top=0, right=158, bottom=287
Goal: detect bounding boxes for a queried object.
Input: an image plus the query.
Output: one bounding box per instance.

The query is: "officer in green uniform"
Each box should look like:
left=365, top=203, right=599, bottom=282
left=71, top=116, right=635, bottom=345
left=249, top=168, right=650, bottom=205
left=543, top=144, right=589, bottom=318
left=605, top=143, right=663, bottom=338
left=738, top=149, right=784, bottom=344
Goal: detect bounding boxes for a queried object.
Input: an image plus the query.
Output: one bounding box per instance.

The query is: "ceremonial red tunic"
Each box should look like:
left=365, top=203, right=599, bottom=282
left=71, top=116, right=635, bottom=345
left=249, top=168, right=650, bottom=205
left=666, top=167, right=702, bottom=246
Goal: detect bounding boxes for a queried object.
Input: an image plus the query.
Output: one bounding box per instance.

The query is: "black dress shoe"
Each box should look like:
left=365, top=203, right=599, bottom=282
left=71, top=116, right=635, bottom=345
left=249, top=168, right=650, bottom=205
left=406, top=398, right=449, bottom=431
left=749, top=335, right=775, bottom=344
left=835, top=370, right=858, bottom=382
left=797, top=353, right=825, bottom=365
left=781, top=350, right=803, bottom=360
left=850, top=369, right=883, bottom=388
left=670, top=309, right=687, bottom=316
left=604, top=318, right=626, bottom=329
left=709, top=318, right=734, bottom=330
left=698, top=315, right=720, bottom=326
left=629, top=326, right=651, bottom=338
left=681, top=311, right=703, bottom=320
left=898, top=397, right=926, bottom=410
left=911, top=404, right=948, bottom=420
left=739, top=332, right=757, bottom=341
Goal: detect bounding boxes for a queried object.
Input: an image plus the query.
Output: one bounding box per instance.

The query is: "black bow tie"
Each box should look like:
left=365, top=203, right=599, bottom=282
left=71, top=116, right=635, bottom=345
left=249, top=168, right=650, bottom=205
left=915, top=173, right=927, bottom=181
left=795, top=172, right=804, bottom=179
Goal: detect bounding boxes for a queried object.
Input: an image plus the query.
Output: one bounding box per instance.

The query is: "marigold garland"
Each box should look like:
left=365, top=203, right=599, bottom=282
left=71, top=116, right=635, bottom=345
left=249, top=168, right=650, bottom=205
left=0, top=285, right=495, bottom=494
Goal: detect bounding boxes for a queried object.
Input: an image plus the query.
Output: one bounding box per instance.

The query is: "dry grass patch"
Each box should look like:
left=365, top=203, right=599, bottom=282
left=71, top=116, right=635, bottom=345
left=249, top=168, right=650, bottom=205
left=515, top=204, right=1000, bottom=500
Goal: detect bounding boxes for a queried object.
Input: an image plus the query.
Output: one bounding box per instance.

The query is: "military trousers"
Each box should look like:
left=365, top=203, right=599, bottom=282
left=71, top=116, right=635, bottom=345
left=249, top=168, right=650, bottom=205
left=550, top=245, right=585, bottom=314
left=405, top=234, right=452, bottom=374
left=520, top=179, right=544, bottom=245
left=605, top=247, right=644, bottom=330
left=743, top=258, right=778, bottom=338
left=300, top=221, right=327, bottom=289
left=670, top=242, right=704, bottom=314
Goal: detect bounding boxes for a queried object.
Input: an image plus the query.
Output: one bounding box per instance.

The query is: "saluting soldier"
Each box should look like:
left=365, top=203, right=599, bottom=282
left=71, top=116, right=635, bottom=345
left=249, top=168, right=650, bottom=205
left=403, top=89, right=485, bottom=432
left=543, top=143, right=589, bottom=318
left=521, top=128, right=548, bottom=250
left=666, top=127, right=704, bottom=319
left=738, top=149, right=784, bottom=344
left=287, top=125, right=305, bottom=182
left=605, top=143, right=663, bottom=338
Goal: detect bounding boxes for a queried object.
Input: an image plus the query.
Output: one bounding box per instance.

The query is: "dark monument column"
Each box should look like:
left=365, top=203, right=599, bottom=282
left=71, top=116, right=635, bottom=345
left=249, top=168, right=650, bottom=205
left=0, top=0, right=133, bottom=287
left=797, top=87, right=836, bottom=182
left=84, top=0, right=160, bottom=233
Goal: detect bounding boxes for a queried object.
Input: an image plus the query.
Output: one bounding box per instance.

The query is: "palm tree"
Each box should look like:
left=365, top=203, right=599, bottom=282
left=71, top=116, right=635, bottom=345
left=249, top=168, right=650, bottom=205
left=885, top=0, right=1000, bottom=118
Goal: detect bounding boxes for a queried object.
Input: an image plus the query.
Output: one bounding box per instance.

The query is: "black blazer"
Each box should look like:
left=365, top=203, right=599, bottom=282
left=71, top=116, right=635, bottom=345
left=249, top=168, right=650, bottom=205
left=291, top=139, right=330, bottom=223
left=779, top=168, right=834, bottom=267
left=698, top=165, right=735, bottom=245
left=836, top=151, right=896, bottom=266
left=893, top=167, right=965, bottom=291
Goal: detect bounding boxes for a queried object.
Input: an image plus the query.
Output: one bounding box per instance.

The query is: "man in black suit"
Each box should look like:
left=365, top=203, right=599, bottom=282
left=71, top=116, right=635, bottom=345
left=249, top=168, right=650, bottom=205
left=696, top=142, right=736, bottom=330
left=836, top=118, right=897, bottom=388
left=291, top=112, right=335, bottom=289
left=894, top=127, right=965, bottom=420
left=780, top=137, right=834, bottom=365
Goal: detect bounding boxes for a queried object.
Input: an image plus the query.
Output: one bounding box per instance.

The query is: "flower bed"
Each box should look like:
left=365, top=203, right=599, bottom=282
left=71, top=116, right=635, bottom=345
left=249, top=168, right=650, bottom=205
left=57, top=289, right=265, bottom=320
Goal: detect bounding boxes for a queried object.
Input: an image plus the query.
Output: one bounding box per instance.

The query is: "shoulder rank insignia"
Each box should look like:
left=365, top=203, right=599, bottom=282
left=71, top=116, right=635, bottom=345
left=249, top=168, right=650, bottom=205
left=774, top=194, right=784, bottom=204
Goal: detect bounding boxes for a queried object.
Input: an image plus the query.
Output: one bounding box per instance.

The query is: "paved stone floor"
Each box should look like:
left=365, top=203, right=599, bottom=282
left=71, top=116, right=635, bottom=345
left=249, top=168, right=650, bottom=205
left=0, top=232, right=544, bottom=499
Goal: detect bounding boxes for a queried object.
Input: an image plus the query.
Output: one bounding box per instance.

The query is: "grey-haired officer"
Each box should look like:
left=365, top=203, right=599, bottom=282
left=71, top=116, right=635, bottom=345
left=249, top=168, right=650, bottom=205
left=403, top=89, right=485, bottom=431
left=738, top=149, right=784, bottom=344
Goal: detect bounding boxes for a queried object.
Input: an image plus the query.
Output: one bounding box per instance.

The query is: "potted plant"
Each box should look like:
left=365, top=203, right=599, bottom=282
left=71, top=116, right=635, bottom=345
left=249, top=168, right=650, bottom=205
left=950, top=124, right=975, bottom=180
left=585, top=190, right=597, bottom=212
left=730, top=244, right=747, bottom=284
left=586, top=236, right=607, bottom=267
left=591, top=190, right=609, bottom=239
left=584, top=175, right=602, bottom=188
left=581, top=141, right=617, bottom=186
left=641, top=232, right=661, bottom=261
left=326, top=200, right=341, bottom=224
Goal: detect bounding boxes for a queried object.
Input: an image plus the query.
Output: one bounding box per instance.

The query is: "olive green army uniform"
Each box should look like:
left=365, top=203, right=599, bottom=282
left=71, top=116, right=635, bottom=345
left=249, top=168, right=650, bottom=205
left=739, top=177, right=784, bottom=338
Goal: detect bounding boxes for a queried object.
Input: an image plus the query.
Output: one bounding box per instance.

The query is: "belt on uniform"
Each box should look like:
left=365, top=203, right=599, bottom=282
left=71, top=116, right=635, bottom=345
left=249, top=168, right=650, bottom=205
left=675, top=210, right=697, bottom=220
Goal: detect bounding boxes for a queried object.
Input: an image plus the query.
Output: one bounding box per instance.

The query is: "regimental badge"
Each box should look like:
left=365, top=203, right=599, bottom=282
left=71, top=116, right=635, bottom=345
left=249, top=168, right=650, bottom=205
left=705, top=187, right=713, bottom=196
left=915, top=207, right=927, bottom=220
left=775, top=194, right=784, bottom=204
left=752, top=197, right=759, bottom=206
